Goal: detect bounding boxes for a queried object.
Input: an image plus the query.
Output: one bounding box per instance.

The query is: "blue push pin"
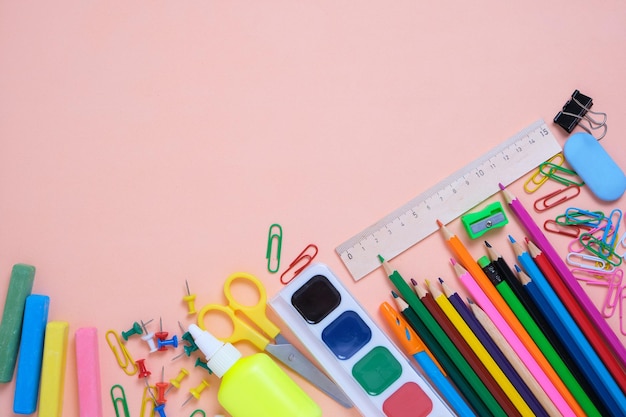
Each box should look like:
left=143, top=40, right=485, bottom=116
left=154, top=403, right=167, bottom=417
left=157, top=335, right=178, bottom=350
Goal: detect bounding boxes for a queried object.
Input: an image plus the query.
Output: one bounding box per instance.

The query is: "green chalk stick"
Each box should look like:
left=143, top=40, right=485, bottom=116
left=0, top=264, right=36, bottom=382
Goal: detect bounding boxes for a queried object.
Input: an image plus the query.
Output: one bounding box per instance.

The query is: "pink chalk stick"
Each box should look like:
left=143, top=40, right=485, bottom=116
left=75, top=327, right=103, bottom=417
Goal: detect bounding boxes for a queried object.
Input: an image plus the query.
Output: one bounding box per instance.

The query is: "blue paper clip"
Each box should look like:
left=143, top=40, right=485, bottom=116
left=266, top=223, right=283, bottom=273
left=563, top=207, right=605, bottom=228
left=601, top=208, right=622, bottom=250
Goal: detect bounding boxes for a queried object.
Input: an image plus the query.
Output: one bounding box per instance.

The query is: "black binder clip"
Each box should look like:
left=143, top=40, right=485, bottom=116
left=554, top=90, right=607, bottom=140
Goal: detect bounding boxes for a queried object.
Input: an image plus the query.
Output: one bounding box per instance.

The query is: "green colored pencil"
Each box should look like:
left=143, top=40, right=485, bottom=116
left=380, top=256, right=505, bottom=417
left=495, top=277, right=601, bottom=417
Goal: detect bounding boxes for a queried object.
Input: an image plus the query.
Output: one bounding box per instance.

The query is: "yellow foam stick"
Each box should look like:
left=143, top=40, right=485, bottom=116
left=39, top=321, right=69, bottom=417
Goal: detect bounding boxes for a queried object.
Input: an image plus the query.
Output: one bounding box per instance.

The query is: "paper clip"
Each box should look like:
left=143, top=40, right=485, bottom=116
left=190, top=410, right=207, bottom=417
left=111, top=384, right=131, bottom=417
left=266, top=223, right=282, bottom=273
left=566, top=252, right=614, bottom=273
left=533, top=185, right=580, bottom=212
left=616, top=233, right=626, bottom=259
left=619, top=285, right=626, bottom=335
left=544, top=219, right=581, bottom=238
left=554, top=89, right=607, bottom=140
left=141, top=385, right=156, bottom=417
left=539, top=162, right=585, bottom=187
left=106, top=330, right=138, bottom=376
left=524, top=153, right=565, bottom=193
left=573, top=267, right=623, bottom=317
left=601, top=208, right=622, bottom=250
left=580, top=234, right=623, bottom=266
left=561, top=207, right=605, bottom=227
left=280, top=244, right=318, bottom=284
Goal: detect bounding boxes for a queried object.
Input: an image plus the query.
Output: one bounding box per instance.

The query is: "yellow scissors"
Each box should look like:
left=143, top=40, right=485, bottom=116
left=197, top=272, right=351, bottom=408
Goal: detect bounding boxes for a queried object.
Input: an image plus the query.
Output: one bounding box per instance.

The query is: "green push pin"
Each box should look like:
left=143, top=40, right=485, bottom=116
left=121, top=322, right=143, bottom=341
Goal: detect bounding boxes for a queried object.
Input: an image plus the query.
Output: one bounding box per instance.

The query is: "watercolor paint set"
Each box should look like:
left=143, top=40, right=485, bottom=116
left=269, top=263, right=454, bottom=417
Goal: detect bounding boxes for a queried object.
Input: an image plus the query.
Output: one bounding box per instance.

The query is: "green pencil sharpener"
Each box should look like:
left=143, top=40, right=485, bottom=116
left=461, top=201, right=508, bottom=239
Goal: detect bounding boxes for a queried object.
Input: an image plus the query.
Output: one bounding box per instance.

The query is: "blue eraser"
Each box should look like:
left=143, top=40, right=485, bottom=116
left=563, top=132, right=626, bottom=201
left=13, top=294, right=49, bottom=414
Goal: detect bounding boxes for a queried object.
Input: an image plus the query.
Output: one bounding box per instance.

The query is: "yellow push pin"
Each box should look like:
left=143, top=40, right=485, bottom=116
left=182, top=379, right=210, bottom=407
left=183, top=280, right=197, bottom=315
left=165, top=367, right=189, bottom=395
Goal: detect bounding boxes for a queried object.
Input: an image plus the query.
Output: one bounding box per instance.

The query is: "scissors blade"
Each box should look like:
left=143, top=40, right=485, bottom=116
left=266, top=334, right=352, bottom=409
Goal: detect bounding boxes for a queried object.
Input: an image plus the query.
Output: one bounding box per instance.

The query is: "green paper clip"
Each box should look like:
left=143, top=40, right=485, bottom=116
left=461, top=202, right=508, bottom=239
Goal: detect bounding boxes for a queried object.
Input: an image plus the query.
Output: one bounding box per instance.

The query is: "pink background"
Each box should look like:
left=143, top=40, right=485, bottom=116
left=1, top=2, right=625, bottom=416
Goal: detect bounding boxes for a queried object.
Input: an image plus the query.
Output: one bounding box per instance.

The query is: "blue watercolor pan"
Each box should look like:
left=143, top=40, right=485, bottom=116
left=270, top=263, right=454, bottom=417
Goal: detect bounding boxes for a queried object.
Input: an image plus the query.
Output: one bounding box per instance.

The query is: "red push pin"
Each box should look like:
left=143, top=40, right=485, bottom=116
left=136, top=358, right=151, bottom=379
left=155, top=366, right=169, bottom=405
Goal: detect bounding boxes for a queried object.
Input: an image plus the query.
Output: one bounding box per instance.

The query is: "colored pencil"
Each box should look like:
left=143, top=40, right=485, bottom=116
left=511, top=239, right=626, bottom=416
left=526, top=239, right=626, bottom=392
left=391, top=293, right=493, bottom=417
left=499, top=183, right=626, bottom=368
left=451, top=259, right=575, bottom=417
left=427, top=280, right=534, bottom=416
left=413, top=281, right=521, bottom=417
left=380, top=301, right=476, bottom=417
left=480, top=253, right=601, bottom=417
left=379, top=257, right=505, bottom=417
left=484, top=240, right=608, bottom=416
left=440, top=278, right=548, bottom=417
left=439, top=221, right=581, bottom=417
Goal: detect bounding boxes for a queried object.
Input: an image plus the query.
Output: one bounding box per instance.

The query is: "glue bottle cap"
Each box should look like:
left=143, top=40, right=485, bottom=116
left=188, top=324, right=241, bottom=378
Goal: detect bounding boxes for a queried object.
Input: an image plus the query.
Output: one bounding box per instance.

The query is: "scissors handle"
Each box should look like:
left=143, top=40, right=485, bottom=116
left=223, top=272, right=280, bottom=339
left=197, top=304, right=270, bottom=351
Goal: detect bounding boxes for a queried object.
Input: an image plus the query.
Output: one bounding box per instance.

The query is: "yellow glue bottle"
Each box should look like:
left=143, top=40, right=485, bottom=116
left=188, top=324, right=321, bottom=417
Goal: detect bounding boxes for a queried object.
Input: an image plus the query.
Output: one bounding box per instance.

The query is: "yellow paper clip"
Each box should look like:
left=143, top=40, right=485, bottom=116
left=141, top=385, right=156, bottom=417
left=106, top=330, right=138, bottom=376
left=111, top=384, right=131, bottom=417
left=524, top=153, right=564, bottom=193
left=266, top=223, right=283, bottom=273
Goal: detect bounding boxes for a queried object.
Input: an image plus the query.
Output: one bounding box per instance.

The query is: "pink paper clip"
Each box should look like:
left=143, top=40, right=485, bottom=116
left=280, top=244, right=318, bottom=284
left=573, top=267, right=623, bottom=317
left=545, top=219, right=581, bottom=238
left=619, top=285, right=626, bottom=335
left=533, top=185, right=580, bottom=212
left=616, top=233, right=626, bottom=259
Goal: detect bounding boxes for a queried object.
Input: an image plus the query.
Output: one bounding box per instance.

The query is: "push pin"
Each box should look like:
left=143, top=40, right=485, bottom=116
left=140, top=320, right=158, bottom=353
left=136, top=359, right=152, bottom=389
left=194, top=358, right=213, bottom=374
left=157, top=335, right=179, bottom=350
left=145, top=380, right=167, bottom=417
left=182, top=379, right=210, bottom=407
left=121, top=322, right=143, bottom=341
left=153, top=403, right=167, bottom=417
left=155, top=366, right=169, bottom=405
left=183, top=280, right=197, bottom=315
left=155, top=317, right=169, bottom=352
left=165, top=367, right=189, bottom=395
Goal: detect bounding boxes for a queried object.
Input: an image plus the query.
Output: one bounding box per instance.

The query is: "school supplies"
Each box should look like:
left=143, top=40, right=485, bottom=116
left=336, top=119, right=561, bottom=281
left=39, top=321, right=69, bottom=417
left=553, top=90, right=607, bottom=139
left=380, top=257, right=505, bottom=417
left=380, top=301, right=477, bottom=417
left=183, top=280, right=198, bottom=315
left=196, top=271, right=351, bottom=408
left=0, top=263, right=36, bottom=382
left=189, top=325, right=321, bottom=417
left=266, top=223, right=283, bottom=273
left=271, top=262, right=455, bottom=417
left=13, top=294, right=49, bottom=414
left=111, top=384, right=130, bottom=417
left=75, top=327, right=103, bottom=417
left=461, top=201, right=508, bottom=239
left=499, top=183, right=626, bottom=368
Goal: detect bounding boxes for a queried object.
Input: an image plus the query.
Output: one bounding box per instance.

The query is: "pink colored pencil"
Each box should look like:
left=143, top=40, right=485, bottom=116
left=500, top=184, right=626, bottom=369
left=452, top=260, right=575, bottom=417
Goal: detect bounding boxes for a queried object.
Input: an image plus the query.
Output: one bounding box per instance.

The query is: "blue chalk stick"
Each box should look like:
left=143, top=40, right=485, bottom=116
left=13, top=294, right=50, bottom=414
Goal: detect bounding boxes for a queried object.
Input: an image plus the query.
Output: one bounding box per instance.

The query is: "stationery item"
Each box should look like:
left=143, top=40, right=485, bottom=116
left=553, top=90, right=607, bottom=139
left=75, top=327, right=103, bottom=417
left=563, top=132, right=626, bottom=200
left=461, top=201, right=508, bottom=239
left=533, top=185, right=580, bottom=212
left=480, top=254, right=601, bottom=417
left=515, top=267, right=625, bottom=417
left=336, top=119, right=561, bottom=281
left=538, top=162, right=585, bottom=187
left=512, top=241, right=626, bottom=416
left=266, top=223, right=283, bottom=273
left=427, top=280, right=533, bottom=416
left=280, top=243, right=318, bottom=284
left=182, top=379, right=210, bottom=407
left=439, top=277, right=547, bottom=417
left=380, top=301, right=477, bottom=417
left=196, top=271, right=350, bottom=408
left=451, top=259, right=576, bottom=417
left=500, top=184, right=626, bottom=367
left=524, top=153, right=565, bottom=193
left=527, top=239, right=626, bottom=392
left=0, top=263, right=36, bottom=382
left=392, top=292, right=494, bottom=417
left=39, top=321, right=69, bottom=417
left=414, top=280, right=521, bottom=417
left=111, top=384, right=130, bottom=417
left=270, top=263, right=455, bottom=417
left=183, top=280, right=198, bottom=315
left=105, top=330, right=137, bottom=376
left=13, top=295, right=50, bottom=414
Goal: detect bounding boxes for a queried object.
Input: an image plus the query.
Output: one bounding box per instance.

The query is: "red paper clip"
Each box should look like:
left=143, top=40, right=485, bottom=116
left=544, top=219, right=581, bottom=238
left=280, top=244, right=318, bottom=284
left=533, top=185, right=580, bottom=212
